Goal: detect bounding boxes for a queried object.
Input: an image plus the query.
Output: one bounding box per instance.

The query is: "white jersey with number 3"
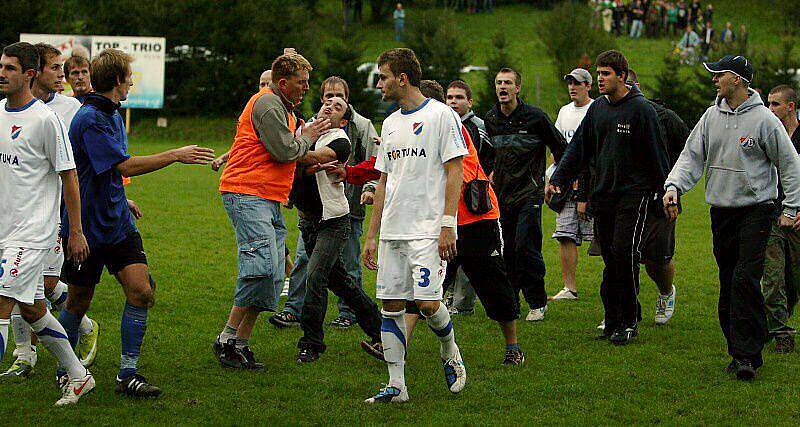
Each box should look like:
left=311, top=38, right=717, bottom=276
left=375, top=98, right=468, bottom=240
left=0, top=98, right=75, bottom=249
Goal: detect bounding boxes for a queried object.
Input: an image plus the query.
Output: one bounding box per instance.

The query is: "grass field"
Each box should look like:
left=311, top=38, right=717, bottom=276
left=3, top=135, right=800, bottom=425
left=4, top=2, right=800, bottom=425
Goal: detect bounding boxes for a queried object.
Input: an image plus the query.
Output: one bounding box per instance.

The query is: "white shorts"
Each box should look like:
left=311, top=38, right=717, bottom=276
left=376, top=239, right=446, bottom=301
left=0, top=247, right=47, bottom=305
left=42, top=233, right=64, bottom=277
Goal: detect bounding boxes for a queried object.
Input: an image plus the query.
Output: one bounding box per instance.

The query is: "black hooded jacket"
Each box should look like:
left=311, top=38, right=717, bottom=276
left=551, top=85, right=671, bottom=212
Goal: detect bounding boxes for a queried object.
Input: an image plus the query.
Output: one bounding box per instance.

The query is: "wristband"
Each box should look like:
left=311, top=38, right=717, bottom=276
left=441, top=215, right=457, bottom=228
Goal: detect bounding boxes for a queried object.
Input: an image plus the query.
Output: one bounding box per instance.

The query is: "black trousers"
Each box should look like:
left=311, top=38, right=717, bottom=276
left=297, top=215, right=381, bottom=353
left=440, top=220, right=519, bottom=322
left=710, top=205, right=773, bottom=366
left=500, top=197, right=547, bottom=310
left=593, top=193, right=658, bottom=331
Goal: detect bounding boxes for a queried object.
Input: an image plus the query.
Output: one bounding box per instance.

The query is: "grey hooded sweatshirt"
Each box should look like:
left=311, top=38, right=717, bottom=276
left=665, top=89, right=800, bottom=217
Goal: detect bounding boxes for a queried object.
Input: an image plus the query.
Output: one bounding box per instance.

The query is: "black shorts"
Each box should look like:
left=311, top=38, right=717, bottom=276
left=587, top=199, right=675, bottom=263
left=62, top=232, right=148, bottom=287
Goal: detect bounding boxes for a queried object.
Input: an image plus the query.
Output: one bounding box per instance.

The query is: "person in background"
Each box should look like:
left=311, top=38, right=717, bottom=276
left=393, top=3, right=406, bottom=42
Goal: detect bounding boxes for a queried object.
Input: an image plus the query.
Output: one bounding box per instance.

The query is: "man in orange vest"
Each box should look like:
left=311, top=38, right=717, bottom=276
left=212, top=52, right=333, bottom=369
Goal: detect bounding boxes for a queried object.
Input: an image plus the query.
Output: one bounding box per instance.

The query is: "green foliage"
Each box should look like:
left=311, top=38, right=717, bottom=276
left=652, top=55, right=711, bottom=128
left=474, top=32, right=520, bottom=116
left=536, top=0, right=617, bottom=82
left=312, top=32, right=379, bottom=121
left=406, top=11, right=469, bottom=89
left=750, top=39, right=800, bottom=95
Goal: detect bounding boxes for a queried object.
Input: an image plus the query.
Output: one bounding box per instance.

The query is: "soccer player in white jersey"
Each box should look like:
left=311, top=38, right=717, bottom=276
left=0, top=41, right=94, bottom=406
left=2, top=43, right=100, bottom=380
left=548, top=68, right=595, bottom=301
left=362, top=48, right=468, bottom=404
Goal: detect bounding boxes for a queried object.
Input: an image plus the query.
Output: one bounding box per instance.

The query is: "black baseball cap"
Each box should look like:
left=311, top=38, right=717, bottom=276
left=703, top=55, right=754, bottom=82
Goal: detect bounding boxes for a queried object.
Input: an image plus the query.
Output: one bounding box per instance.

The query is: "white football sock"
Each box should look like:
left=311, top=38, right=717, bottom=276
left=426, top=302, right=458, bottom=360
left=30, top=311, right=86, bottom=379
left=47, top=281, right=69, bottom=312
left=380, top=309, right=407, bottom=389
left=11, top=305, right=33, bottom=354
left=79, top=315, right=94, bottom=335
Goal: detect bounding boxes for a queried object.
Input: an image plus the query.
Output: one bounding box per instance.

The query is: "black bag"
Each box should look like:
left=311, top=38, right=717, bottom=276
left=464, top=177, right=493, bottom=214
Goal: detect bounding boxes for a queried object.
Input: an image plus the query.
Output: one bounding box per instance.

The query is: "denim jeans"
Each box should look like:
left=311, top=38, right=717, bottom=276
left=335, top=217, right=364, bottom=320
left=630, top=19, right=644, bottom=38
left=283, top=228, right=309, bottom=317
left=394, top=20, right=404, bottom=41
left=222, top=193, right=286, bottom=312
left=500, top=196, right=547, bottom=311
left=297, top=215, right=381, bottom=352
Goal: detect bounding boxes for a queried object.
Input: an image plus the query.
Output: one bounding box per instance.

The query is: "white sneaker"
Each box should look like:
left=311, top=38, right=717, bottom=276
left=526, top=306, right=548, bottom=321
left=597, top=320, right=606, bottom=330
left=655, top=285, right=676, bottom=325
left=364, top=384, right=409, bottom=404
left=443, top=350, right=467, bottom=393
left=12, top=345, right=38, bottom=366
left=281, top=278, right=290, bottom=297
left=551, top=287, right=578, bottom=301
left=54, top=372, right=95, bottom=406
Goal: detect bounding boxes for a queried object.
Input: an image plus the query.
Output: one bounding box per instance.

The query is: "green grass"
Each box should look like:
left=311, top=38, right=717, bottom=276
left=4, top=132, right=800, bottom=425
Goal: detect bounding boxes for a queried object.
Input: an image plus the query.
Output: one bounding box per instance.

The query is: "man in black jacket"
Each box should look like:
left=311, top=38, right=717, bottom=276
left=549, top=51, right=671, bottom=345
left=485, top=67, right=567, bottom=322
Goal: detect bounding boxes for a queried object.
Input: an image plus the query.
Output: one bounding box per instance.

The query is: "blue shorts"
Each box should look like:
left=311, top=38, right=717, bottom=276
left=222, top=193, right=287, bottom=312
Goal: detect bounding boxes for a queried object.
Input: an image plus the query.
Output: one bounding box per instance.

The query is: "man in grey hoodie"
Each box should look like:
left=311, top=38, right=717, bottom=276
left=663, top=55, right=800, bottom=380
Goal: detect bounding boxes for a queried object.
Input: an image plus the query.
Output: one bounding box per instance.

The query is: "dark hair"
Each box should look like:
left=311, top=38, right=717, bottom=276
left=770, top=84, right=798, bottom=108
left=64, top=55, right=90, bottom=75
left=377, top=48, right=422, bottom=87
left=34, top=43, right=61, bottom=72
left=496, top=67, right=522, bottom=86
left=447, top=80, right=472, bottom=100
left=626, top=68, right=639, bottom=84
left=419, top=80, right=445, bottom=102
left=596, top=50, right=629, bottom=82
left=321, top=76, right=350, bottom=101
left=2, top=42, right=40, bottom=73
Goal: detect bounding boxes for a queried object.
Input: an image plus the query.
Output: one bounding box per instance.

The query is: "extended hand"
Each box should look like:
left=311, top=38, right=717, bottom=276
left=211, top=155, right=227, bottom=171
left=173, top=145, right=216, bottom=165
left=577, top=201, right=589, bottom=220
left=361, top=191, right=375, bottom=205
left=439, top=227, right=457, bottom=262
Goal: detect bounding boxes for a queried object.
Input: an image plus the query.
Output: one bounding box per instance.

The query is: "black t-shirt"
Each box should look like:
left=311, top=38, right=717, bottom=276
left=289, top=137, right=350, bottom=219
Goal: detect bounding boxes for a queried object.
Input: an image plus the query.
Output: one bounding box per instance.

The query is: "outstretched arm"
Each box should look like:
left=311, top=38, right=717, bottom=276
left=117, top=145, right=216, bottom=177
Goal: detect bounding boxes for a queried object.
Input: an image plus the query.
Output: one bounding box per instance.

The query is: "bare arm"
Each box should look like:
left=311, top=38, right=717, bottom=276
left=362, top=173, right=388, bottom=270
left=59, top=169, right=89, bottom=263
left=117, top=145, right=215, bottom=177
left=439, top=156, right=464, bottom=261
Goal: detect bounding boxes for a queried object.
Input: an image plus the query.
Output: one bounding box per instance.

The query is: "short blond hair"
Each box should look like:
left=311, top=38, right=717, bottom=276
left=91, top=48, right=134, bottom=92
left=271, top=53, right=312, bottom=83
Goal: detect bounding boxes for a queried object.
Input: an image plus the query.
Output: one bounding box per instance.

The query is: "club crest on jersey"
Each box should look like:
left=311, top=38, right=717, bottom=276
left=413, top=122, right=424, bottom=135
left=740, top=136, right=755, bottom=148
left=11, top=125, right=22, bottom=140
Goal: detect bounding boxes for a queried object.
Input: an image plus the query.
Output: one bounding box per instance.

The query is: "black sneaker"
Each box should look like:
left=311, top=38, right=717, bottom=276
left=502, top=349, right=525, bottom=366
left=360, top=340, right=385, bottom=361
left=236, top=346, right=265, bottom=370
left=329, top=316, right=354, bottom=329
left=773, top=335, right=795, bottom=354
left=218, top=338, right=243, bottom=368
left=269, top=311, right=300, bottom=328
left=609, top=325, right=638, bottom=346
left=115, top=374, right=162, bottom=398
left=297, top=347, right=321, bottom=363
left=735, top=359, right=756, bottom=381
left=724, top=359, right=738, bottom=373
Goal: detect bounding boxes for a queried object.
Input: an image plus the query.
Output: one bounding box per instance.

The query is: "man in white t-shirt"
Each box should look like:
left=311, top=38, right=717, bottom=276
left=0, top=41, right=94, bottom=406
left=548, top=68, right=595, bottom=301
left=362, top=48, right=468, bottom=404
left=2, top=43, right=100, bottom=380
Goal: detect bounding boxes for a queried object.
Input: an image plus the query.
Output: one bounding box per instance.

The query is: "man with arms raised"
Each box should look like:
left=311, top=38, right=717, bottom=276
left=59, top=48, right=215, bottom=397
left=664, top=56, right=800, bottom=379
left=0, top=41, right=93, bottom=406
left=2, top=43, right=99, bottom=380
left=362, top=48, right=468, bottom=403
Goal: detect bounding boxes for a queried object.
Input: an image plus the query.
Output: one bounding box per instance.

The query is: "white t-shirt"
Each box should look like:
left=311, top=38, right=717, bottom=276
left=315, top=128, right=351, bottom=221
left=0, top=98, right=75, bottom=249
left=44, top=92, right=81, bottom=129
left=555, top=100, right=594, bottom=143
left=375, top=98, right=468, bottom=240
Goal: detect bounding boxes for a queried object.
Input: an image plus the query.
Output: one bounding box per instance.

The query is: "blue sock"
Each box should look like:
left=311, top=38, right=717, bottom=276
left=506, top=343, right=520, bottom=352
left=57, top=309, right=82, bottom=349
left=119, top=301, right=148, bottom=380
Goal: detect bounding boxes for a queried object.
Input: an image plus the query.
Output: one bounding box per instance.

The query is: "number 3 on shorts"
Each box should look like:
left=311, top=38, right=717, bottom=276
left=417, top=267, right=431, bottom=287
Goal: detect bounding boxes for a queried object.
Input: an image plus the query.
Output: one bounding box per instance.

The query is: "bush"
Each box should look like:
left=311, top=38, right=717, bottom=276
left=652, top=55, right=710, bottom=128
left=406, top=11, right=469, bottom=89
left=536, top=1, right=617, bottom=82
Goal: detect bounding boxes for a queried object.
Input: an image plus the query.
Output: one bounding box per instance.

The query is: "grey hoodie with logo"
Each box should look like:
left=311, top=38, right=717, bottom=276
left=665, top=89, right=800, bottom=217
